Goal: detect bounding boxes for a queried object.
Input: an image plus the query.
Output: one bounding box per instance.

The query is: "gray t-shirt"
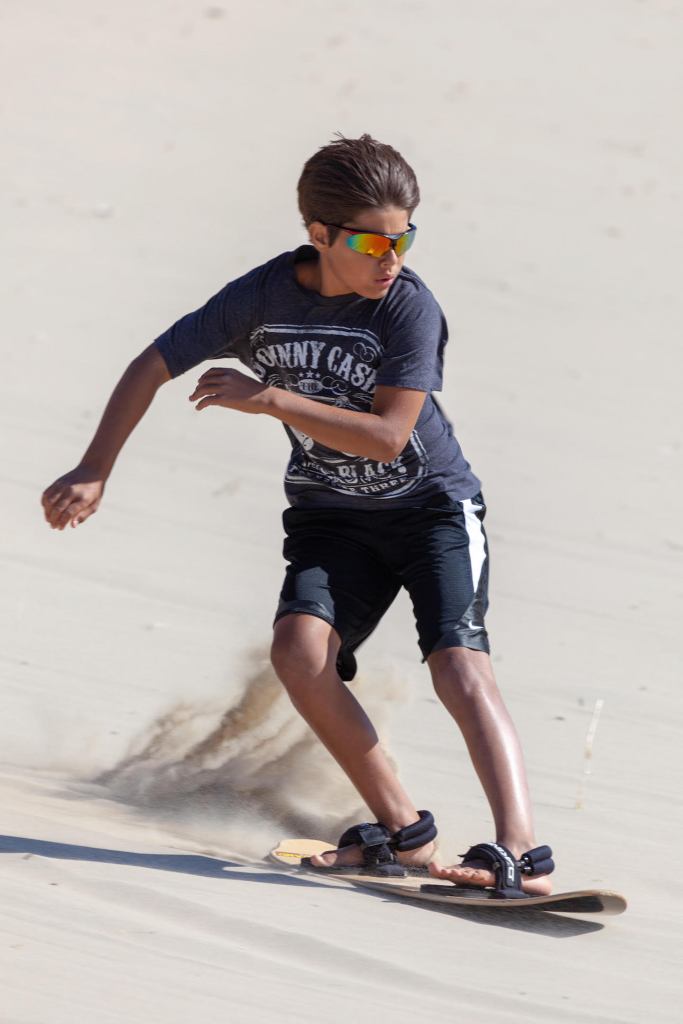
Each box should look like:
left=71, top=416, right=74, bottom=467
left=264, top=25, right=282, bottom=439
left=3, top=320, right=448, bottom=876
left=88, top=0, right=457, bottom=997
left=155, top=246, right=481, bottom=509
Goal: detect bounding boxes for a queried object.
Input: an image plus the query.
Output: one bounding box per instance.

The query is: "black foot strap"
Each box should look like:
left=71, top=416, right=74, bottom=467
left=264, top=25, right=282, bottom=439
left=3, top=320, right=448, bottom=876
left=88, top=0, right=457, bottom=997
left=460, top=841, right=555, bottom=899
left=302, top=810, right=437, bottom=878
left=519, top=845, right=555, bottom=876
left=391, top=810, right=438, bottom=852
left=336, top=821, right=403, bottom=875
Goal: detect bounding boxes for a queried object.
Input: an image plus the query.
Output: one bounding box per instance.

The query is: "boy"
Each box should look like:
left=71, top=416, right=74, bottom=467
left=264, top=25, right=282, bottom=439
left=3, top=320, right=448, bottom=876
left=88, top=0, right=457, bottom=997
left=41, top=135, right=553, bottom=897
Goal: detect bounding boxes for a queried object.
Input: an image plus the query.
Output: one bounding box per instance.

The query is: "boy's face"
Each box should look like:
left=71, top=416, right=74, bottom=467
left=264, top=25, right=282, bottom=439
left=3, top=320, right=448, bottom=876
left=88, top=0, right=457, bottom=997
left=308, top=205, right=412, bottom=300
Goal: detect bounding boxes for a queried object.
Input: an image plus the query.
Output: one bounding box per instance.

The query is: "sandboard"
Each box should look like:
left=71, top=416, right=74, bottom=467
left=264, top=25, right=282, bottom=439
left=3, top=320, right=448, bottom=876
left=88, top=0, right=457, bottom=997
left=270, top=839, right=627, bottom=916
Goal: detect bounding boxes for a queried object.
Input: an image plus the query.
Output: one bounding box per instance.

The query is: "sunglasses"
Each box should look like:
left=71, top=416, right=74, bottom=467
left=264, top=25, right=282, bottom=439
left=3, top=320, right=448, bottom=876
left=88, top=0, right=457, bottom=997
left=326, top=222, right=417, bottom=258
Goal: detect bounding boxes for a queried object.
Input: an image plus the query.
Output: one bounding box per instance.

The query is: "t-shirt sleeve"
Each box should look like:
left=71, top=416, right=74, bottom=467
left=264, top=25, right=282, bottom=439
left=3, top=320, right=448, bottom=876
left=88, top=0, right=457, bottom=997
left=154, top=262, right=266, bottom=378
left=375, top=283, right=447, bottom=392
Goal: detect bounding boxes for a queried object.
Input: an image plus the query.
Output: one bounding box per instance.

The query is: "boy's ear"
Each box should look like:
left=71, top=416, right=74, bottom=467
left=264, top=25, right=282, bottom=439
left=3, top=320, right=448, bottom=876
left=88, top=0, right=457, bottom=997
left=307, top=220, right=332, bottom=253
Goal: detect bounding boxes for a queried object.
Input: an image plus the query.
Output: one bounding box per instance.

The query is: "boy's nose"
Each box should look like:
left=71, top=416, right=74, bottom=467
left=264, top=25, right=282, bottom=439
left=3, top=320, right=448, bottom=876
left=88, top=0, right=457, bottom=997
left=380, top=247, right=399, bottom=267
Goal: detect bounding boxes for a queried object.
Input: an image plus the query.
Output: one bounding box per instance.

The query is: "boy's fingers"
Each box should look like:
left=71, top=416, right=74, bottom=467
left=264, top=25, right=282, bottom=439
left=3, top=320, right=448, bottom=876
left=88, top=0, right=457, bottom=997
left=42, top=484, right=64, bottom=509
left=51, top=496, right=78, bottom=517
left=52, top=509, right=73, bottom=530
left=194, top=395, right=218, bottom=410
left=71, top=503, right=97, bottom=527
left=47, top=503, right=68, bottom=527
left=56, top=506, right=81, bottom=530
left=191, top=386, right=219, bottom=400
left=50, top=497, right=87, bottom=529
left=198, top=367, right=229, bottom=380
left=42, top=479, right=102, bottom=530
left=190, top=383, right=221, bottom=399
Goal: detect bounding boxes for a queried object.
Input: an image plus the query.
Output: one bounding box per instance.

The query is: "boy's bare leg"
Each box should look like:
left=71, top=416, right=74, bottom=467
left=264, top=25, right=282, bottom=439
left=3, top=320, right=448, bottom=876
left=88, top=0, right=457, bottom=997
left=426, top=646, right=552, bottom=894
left=271, top=613, right=435, bottom=868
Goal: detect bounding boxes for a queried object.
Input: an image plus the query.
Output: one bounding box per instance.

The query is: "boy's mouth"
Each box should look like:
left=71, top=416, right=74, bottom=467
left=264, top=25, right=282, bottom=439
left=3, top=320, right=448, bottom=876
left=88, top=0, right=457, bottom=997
left=376, top=275, right=396, bottom=287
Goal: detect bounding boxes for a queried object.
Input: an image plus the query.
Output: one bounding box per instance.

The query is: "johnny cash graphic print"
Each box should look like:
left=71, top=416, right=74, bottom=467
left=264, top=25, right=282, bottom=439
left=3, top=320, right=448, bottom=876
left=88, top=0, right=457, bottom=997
left=153, top=247, right=481, bottom=510
left=249, top=323, right=429, bottom=499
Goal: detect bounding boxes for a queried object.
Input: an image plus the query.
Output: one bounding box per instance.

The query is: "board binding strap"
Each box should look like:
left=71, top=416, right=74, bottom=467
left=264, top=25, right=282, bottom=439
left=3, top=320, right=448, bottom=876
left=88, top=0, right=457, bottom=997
left=269, top=838, right=627, bottom=916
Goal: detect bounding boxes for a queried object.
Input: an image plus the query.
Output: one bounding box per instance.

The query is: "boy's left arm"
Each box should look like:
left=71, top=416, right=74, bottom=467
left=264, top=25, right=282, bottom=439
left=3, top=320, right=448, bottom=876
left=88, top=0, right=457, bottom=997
left=188, top=367, right=426, bottom=462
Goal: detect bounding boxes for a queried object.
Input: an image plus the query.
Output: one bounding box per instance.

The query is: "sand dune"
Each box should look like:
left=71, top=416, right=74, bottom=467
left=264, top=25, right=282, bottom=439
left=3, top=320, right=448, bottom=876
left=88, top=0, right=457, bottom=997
left=2, top=1, right=682, bottom=1021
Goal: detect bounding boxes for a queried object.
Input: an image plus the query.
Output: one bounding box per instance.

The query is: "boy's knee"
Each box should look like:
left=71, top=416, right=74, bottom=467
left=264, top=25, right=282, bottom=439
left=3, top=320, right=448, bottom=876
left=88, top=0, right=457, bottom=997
left=429, top=646, right=496, bottom=707
left=270, top=614, right=337, bottom=694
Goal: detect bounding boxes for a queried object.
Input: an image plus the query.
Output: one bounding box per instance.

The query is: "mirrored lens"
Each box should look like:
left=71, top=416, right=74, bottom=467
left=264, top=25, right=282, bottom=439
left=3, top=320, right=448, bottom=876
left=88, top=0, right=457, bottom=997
left=394, top=229, right=416, bottom=257
left=345, top=228, right=416, bottom=258
left=346, top=233, right=392, bottom=257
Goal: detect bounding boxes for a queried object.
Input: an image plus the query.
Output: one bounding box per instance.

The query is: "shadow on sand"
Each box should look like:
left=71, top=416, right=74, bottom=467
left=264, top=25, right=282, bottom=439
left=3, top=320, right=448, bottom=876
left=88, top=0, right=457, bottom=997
left=0, top=834, right=603, bottom=937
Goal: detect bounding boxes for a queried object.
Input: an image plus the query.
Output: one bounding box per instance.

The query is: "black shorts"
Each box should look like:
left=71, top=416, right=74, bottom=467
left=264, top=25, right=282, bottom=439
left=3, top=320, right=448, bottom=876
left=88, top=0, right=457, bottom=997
left=274, top=492, right=490, bottom=681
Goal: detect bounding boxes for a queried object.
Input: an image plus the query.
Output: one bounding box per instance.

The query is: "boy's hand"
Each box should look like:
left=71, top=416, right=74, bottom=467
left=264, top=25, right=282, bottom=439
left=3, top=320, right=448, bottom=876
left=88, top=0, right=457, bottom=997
left=189, top=368, right=270, bottom=414
left=41, top=467, right=106, bottom=531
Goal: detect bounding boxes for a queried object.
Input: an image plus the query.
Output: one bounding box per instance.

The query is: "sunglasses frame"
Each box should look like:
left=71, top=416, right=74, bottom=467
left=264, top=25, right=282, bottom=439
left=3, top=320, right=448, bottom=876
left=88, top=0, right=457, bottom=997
left=325, top=222, right=417, bottom=258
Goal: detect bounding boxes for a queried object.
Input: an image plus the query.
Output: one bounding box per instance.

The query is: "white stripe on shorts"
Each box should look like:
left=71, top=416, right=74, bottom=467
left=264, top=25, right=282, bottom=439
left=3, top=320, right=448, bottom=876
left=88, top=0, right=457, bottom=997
left=461, top=497, right=486, bottom=593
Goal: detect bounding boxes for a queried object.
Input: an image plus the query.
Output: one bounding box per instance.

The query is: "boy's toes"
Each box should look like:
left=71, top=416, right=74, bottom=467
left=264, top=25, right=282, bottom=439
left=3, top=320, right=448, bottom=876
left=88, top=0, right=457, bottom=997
left=428, top=862, right=495, bottom=887
left=428, top=861, right=553, bottom=895
left=309, top=843, right=363, bottom=868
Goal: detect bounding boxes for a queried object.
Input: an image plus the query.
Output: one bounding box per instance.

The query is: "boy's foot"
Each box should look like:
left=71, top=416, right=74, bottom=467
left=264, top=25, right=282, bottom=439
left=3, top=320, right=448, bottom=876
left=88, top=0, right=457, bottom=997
left=428, top=854, right=553, bottom=895
left=309, top=839, right=436, bottom=871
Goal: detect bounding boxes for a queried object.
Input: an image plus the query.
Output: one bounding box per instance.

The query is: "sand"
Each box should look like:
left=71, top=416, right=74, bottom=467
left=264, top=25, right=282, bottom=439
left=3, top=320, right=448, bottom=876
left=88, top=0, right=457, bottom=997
left=2, top=1, right=682, bottom=1021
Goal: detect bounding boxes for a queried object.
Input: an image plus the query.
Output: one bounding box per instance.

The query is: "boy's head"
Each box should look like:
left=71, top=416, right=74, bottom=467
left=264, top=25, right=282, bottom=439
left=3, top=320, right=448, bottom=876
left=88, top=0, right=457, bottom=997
left=297, top=134, right=421, bottom=299
left=298, top=134, right=420, bottom=237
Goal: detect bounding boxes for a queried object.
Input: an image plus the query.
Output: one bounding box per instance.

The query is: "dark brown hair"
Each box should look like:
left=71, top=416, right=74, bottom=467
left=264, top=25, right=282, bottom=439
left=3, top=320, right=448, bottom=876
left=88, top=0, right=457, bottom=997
left=297, top=133, right=420, bottom=241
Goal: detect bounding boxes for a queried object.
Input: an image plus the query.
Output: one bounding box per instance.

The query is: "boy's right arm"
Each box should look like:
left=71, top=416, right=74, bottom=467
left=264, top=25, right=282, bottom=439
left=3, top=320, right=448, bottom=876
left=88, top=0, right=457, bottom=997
left=41, top=343, right=171, bottom=531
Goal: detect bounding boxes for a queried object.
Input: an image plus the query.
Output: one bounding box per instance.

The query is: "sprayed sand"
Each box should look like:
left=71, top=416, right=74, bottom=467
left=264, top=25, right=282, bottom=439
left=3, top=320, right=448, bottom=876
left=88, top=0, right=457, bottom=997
left=2, top=1, right=682, bottom=1021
